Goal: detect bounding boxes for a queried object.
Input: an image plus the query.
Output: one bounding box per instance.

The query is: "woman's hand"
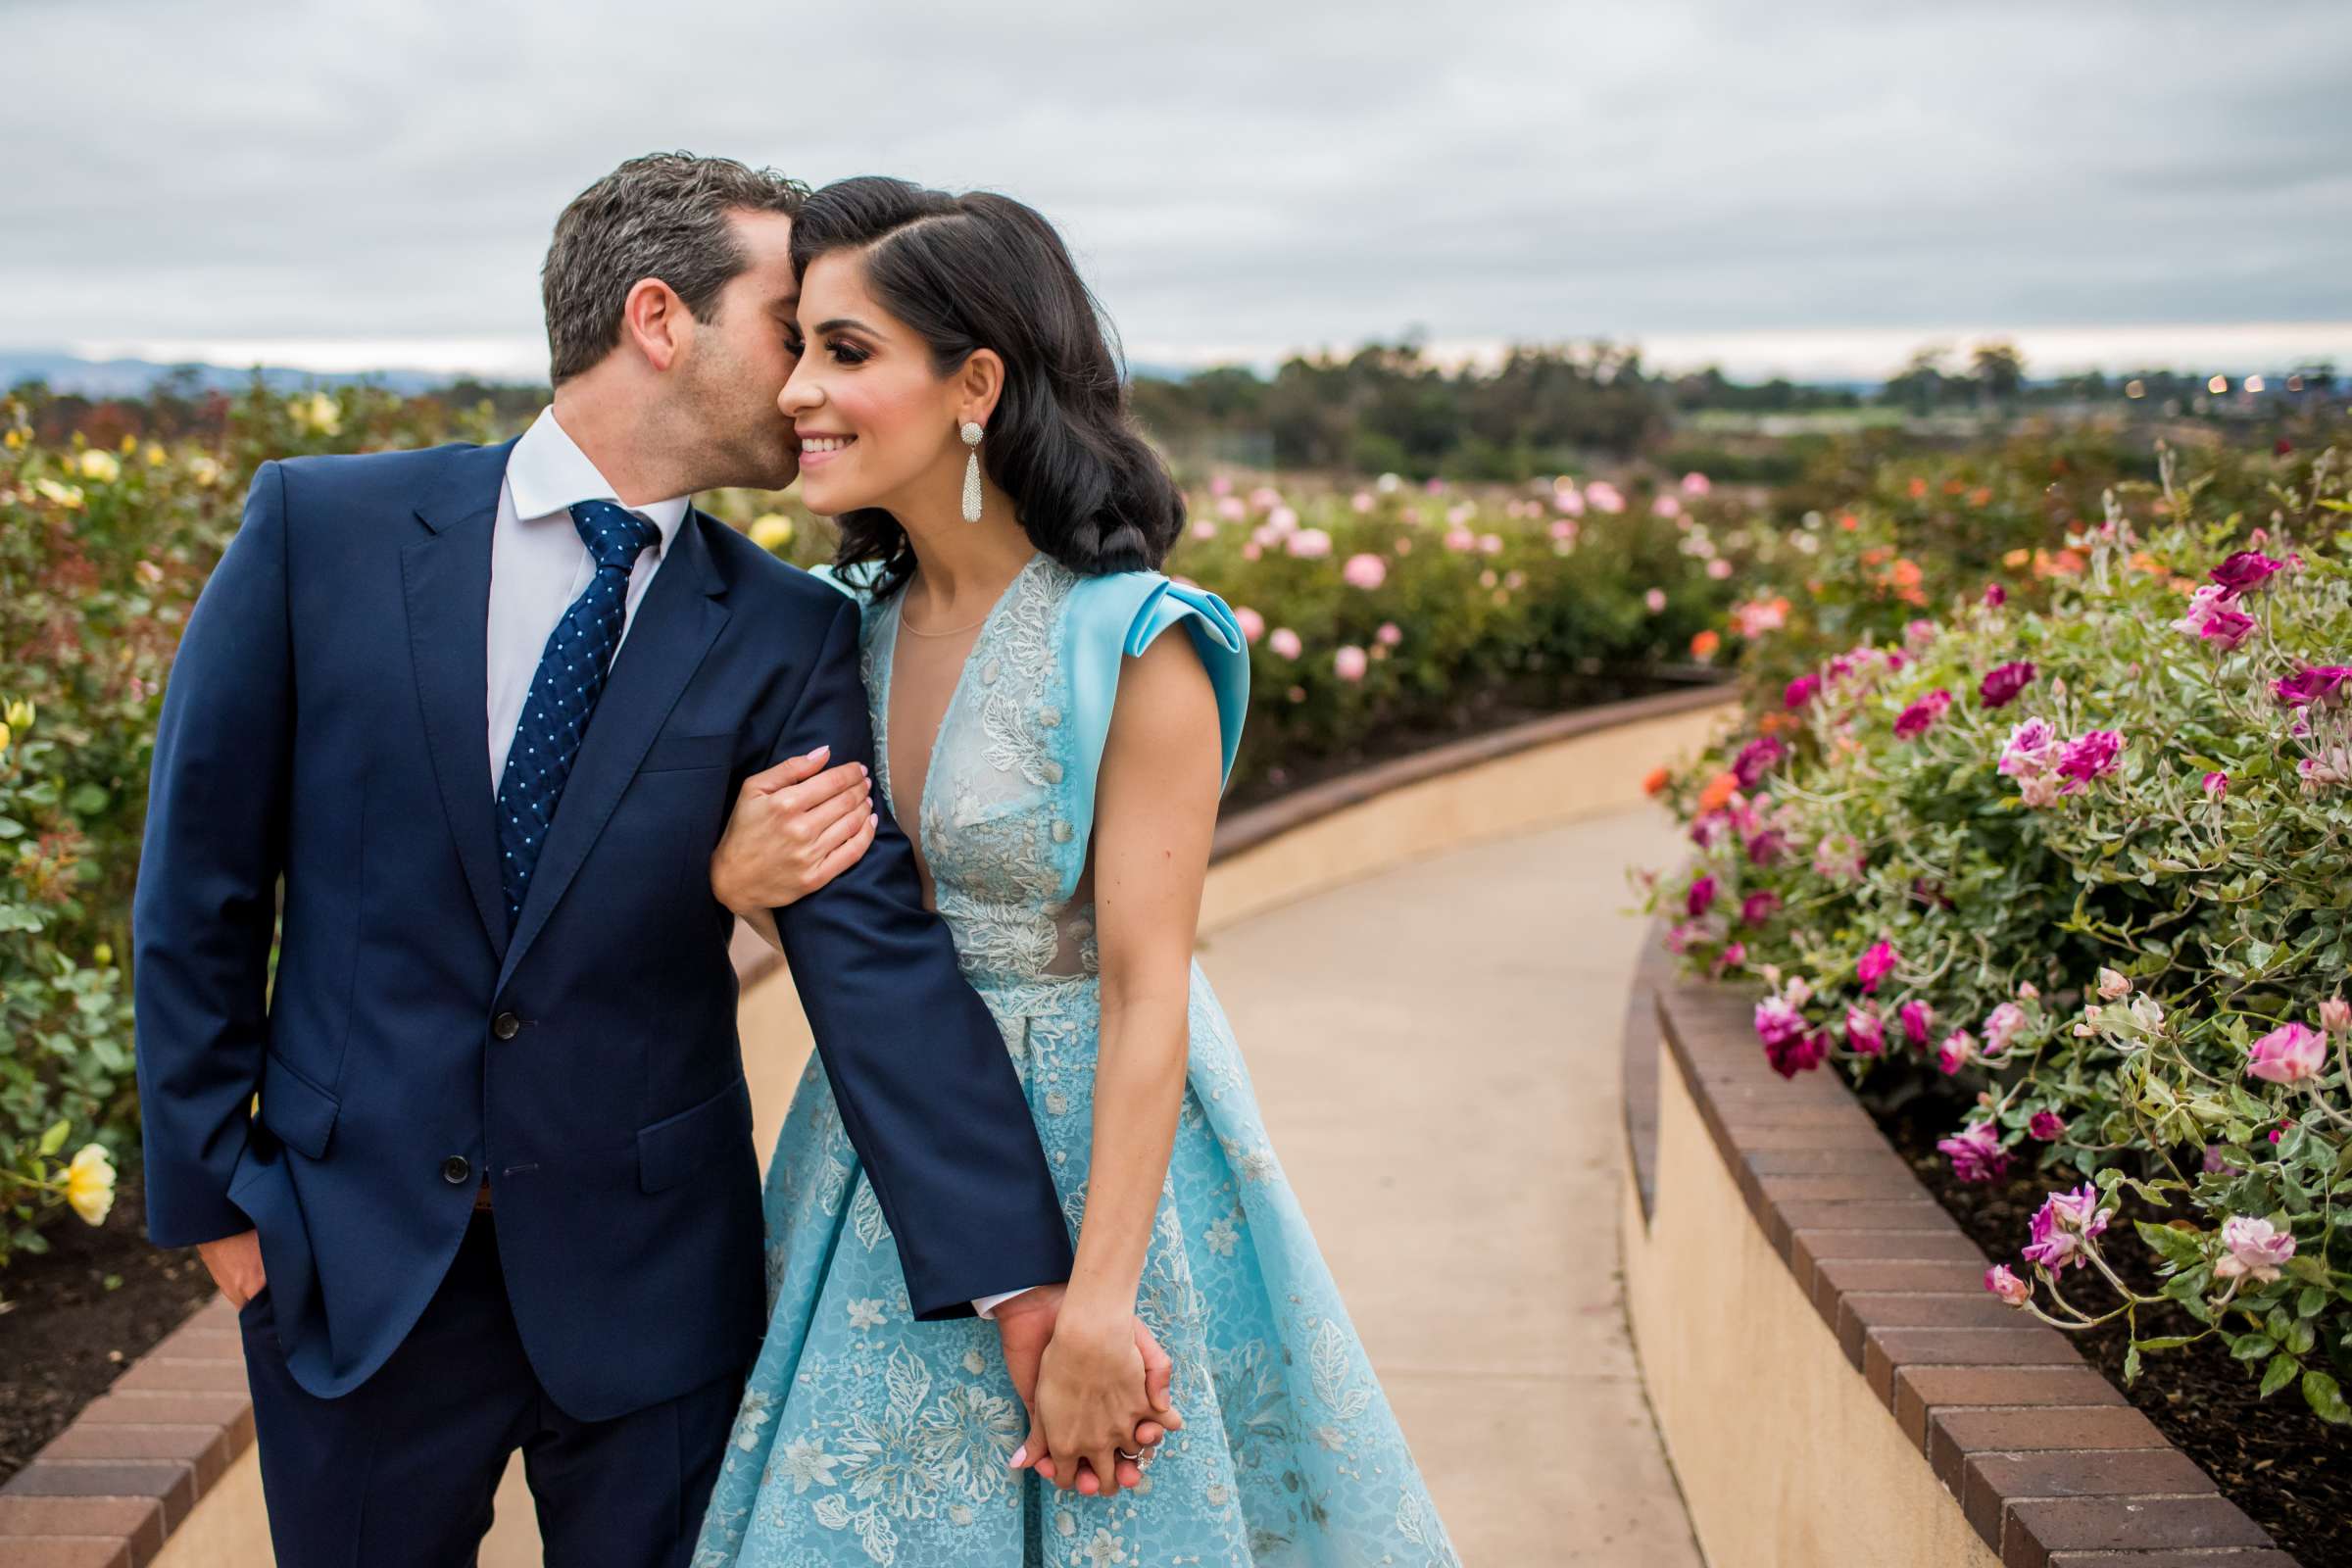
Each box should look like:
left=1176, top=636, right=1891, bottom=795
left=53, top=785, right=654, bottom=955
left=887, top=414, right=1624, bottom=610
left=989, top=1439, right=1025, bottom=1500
left=1029, top=1298, right=1171, bottom=1496
left=710, top=746, right=877, bottom=918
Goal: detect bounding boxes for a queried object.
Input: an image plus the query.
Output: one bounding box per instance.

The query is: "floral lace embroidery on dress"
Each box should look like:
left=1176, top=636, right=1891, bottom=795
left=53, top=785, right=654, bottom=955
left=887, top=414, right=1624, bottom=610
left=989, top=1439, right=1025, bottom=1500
left=691, top=556, right=1459, bottom=1568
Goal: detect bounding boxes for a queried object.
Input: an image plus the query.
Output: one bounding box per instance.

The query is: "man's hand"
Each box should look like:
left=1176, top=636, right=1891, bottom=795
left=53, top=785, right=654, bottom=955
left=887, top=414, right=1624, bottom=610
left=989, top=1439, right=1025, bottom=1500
left=994, top=1284, right=1178, bottom=1494
left=710, top=747, right=877, bottom=916
left=197, top=1229, right=267, bottom=1308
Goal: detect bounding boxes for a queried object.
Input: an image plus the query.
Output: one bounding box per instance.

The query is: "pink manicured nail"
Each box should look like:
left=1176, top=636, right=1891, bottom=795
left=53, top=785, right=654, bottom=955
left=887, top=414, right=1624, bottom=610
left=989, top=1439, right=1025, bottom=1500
left=1008, top=1445, right=1027, bottom=1467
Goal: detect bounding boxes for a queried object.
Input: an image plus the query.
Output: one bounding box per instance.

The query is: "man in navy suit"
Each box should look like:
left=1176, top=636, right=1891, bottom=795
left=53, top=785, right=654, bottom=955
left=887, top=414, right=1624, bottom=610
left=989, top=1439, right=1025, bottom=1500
left=132, top=154, right=1147, bottom=1566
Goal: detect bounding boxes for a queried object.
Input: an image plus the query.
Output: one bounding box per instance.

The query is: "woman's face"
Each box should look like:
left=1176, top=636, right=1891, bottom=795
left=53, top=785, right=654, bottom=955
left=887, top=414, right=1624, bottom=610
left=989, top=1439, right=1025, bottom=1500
left=779, top=251, right=966, bottom=519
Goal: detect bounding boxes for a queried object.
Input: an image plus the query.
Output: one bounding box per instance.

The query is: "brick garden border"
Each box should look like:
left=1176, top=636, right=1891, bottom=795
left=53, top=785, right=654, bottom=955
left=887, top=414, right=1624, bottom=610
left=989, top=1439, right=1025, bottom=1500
left=3, top=680, right=1732, bottom=1565
left=1622, top=918, right=2302, bottom=1568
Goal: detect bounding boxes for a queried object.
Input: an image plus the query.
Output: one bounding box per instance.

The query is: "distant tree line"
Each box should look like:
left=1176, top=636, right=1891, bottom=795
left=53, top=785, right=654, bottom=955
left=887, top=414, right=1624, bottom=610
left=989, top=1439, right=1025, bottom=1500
left=12, top=342, right=2339, bottom=485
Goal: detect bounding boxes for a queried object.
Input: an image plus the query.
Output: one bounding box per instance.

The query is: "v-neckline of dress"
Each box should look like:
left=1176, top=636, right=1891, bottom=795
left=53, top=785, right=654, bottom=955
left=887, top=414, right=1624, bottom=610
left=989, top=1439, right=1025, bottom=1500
left=875, top=549, right=1048, bottom=875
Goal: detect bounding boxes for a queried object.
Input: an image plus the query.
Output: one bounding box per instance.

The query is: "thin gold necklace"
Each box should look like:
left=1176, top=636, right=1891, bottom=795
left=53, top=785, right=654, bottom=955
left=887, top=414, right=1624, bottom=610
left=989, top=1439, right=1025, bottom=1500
left=899, top=562, right=1023, bottom=637
left=898, top=608, right=990, bottom=637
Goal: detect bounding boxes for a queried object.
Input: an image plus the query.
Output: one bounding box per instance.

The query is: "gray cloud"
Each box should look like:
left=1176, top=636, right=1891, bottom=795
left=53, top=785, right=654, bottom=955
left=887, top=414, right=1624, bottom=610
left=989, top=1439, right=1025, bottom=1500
left=4, top=0, right=2348, bottom=375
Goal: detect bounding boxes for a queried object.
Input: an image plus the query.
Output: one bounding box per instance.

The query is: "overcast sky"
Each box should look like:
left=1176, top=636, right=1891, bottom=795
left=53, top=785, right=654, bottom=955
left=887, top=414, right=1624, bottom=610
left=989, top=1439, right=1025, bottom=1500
left=7, top=0, right=2350, bottom=380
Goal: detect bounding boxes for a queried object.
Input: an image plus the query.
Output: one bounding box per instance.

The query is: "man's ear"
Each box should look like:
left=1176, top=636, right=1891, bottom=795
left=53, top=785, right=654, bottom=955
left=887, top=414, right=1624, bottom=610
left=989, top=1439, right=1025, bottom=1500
left=620, top=276, right=690, bottom=372
left=959, top=348, right=1005, bottom=425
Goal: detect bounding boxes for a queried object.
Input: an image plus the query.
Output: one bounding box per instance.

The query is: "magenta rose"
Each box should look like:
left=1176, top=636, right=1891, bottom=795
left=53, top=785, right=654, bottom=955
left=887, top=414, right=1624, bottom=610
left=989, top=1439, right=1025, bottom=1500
left=2210, top=549, right=2285, bottom=597
left=1733, top=734, right=1787, bottom=788
left=1977, top=660, right=2035, bottom=710
left=1686, top=874, right=1717, bottom=917
left=1893, top=688, right=1954, bottom=739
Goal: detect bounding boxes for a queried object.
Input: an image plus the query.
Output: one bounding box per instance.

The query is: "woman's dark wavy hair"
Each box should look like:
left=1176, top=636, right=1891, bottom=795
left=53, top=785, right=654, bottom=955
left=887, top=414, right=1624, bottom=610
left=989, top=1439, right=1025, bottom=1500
left=790, top=175, right=1185, bottom=595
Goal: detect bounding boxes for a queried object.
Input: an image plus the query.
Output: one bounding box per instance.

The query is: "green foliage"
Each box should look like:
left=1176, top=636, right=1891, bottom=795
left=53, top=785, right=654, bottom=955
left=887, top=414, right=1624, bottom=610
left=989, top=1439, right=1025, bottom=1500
left=1642, top=434, right=2352, bottom=1416
left=0, top=383, right=494, bottom=1267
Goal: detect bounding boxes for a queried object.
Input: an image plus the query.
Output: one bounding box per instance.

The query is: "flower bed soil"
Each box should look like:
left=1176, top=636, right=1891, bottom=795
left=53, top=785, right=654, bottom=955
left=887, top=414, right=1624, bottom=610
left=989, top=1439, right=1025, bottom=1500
left=0, top=1175, right=218, bottom=1485
left=1868, top=1082, right=2350, bottom=1566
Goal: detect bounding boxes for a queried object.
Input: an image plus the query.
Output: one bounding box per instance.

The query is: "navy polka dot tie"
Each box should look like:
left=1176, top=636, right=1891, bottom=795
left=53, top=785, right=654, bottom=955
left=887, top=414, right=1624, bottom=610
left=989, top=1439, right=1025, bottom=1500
left=496, top=500, right=660, bottom=929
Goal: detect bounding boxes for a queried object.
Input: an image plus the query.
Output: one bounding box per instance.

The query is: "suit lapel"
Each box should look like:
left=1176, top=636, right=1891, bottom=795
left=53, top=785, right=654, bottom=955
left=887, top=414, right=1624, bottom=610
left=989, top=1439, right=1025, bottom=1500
left=402, top=439, right=519, bottom=962
left=496, top=510, right=731, bottom=995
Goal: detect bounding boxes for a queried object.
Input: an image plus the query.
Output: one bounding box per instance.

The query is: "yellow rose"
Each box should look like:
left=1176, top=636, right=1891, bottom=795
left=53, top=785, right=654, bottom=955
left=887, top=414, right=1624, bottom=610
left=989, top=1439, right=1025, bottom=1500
left=306, top=392, right=343, bottom=436
left=33, top=477, right=84, bottom=509
left=145, top=443, right=168, bottom=467
left=0, top=722, right=11, bottom=753
left=119, top=433, right=138, bottom=454
left=93, top=942, right=113, bottom=966
left=4, top=700, right=30, bottom=729
left=3, top=428, right=23, bottom=450
left=66, top=1144, right=117, bottom=1226
left=79, top=449, right=122, bottom=482
left=749, top=514, right=795, bottom=552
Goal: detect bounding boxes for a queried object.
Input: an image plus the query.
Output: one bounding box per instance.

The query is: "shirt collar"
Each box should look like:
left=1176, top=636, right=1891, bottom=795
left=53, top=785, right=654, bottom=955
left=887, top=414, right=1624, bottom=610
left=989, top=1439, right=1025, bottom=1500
left=506, top=405, right=692, bottom=550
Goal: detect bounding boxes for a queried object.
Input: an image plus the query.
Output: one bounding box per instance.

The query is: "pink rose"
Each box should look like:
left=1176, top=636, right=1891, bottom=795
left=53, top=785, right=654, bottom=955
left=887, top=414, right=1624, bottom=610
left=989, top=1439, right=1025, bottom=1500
left=1937, top=1121, right=2011, bottom=1183
left=1342, top=553, right=1387, bottom=590
left=1334, top=645, right=1368, bottom=682
left=1984, top=1263, right=2030, bottom=1306
left=2246, top=1021, right=2325, bottom=1084
left=1936, top=1029, right=1976, bottom=1075
left=1267, top=627, right=1302, bottom=660
left=2214, top=1216, right=2296, bottom=1283
left=1234, top=607, right=1266, bottom=645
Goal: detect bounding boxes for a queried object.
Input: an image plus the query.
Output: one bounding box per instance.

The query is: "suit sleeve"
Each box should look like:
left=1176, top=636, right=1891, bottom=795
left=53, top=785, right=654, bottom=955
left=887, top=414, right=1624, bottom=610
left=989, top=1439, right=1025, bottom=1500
left=132, top=461, right=295, bottom=1248
left=765, top=593, right=1074, bottom=1318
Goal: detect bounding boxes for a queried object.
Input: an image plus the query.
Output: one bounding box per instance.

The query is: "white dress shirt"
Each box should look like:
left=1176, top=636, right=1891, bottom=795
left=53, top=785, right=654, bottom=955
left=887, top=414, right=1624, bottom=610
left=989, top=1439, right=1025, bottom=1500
left=486, top=407, right=691, bottom=794
left=487, top=408, right=1032, bottom=1321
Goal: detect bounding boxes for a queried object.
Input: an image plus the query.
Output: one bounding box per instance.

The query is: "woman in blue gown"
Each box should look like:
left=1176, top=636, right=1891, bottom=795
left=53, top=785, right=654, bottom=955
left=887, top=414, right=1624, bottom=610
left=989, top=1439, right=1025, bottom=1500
left=693, top=176, right=1458, bottom=1568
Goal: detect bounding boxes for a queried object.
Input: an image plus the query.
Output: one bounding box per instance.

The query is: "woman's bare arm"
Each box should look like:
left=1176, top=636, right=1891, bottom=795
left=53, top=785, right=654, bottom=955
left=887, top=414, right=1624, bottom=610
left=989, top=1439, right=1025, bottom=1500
left=1032, top=631, right=1221, bottom=1492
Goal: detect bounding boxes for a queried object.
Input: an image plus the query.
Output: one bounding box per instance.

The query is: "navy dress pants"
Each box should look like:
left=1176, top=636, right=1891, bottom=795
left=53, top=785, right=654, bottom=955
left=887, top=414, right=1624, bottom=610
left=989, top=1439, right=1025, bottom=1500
left=238, top=1211, right=744, bottom=1567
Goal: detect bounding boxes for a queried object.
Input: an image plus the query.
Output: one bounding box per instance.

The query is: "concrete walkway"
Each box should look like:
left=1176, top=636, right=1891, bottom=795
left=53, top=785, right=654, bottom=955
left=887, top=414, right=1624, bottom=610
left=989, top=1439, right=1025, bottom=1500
left=486, top=801, right=1705, bottom=1565
left=1195, top=804, right=1705, bottom=1566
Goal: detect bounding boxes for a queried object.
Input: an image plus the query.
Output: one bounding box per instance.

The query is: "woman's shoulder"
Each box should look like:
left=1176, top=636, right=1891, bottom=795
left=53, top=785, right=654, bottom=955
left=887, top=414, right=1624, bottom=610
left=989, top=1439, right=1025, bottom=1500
left=1061, top=567, right=1246, bottom=659
left=1060, top=566, right=1250, bottom=791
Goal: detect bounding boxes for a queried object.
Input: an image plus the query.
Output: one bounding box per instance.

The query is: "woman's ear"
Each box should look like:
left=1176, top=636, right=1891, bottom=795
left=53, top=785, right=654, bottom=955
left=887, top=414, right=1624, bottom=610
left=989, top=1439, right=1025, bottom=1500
left=959, top=348, right=1005, bottom=426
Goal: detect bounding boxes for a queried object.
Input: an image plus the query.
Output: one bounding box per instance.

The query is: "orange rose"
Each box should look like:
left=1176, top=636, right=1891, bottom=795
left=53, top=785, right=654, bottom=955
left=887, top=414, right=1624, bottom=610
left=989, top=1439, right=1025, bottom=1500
left=1642, top=764, right=1672, bottom=796
left=1690, top=628, right=1721, bottom=659
left=1891, top=559, right=1924, bottom=588
left=1695, top=770, right=1740, bottom=812
left=1838, top=514, right=1859, bottom=530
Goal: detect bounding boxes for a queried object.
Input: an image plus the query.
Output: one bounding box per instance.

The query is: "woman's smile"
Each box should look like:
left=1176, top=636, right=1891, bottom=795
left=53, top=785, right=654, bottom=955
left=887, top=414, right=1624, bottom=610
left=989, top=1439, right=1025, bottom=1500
left=797, top=432, right=858, bottom=471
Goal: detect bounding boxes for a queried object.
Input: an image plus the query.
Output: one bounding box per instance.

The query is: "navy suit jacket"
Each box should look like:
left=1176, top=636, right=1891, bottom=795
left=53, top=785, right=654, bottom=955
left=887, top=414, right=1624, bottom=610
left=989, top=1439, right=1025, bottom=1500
left=132, top=439, right=1073, bottom=1420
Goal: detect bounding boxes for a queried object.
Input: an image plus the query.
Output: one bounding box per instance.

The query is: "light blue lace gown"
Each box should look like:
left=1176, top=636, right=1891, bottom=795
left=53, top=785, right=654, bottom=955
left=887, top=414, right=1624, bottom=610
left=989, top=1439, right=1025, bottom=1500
left=692, top=551, right=1459, bottom=1568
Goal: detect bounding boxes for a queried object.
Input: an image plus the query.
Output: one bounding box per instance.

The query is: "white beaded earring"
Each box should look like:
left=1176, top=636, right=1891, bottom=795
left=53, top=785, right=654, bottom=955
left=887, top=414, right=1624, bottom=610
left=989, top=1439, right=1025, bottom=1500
left=958, top=420, right=984, bottom=523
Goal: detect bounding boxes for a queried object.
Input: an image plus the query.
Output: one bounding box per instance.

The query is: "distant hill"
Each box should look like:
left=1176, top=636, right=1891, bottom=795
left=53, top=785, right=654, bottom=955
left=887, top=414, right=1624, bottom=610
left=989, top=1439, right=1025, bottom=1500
left=0, top=351, right=503, bottom=399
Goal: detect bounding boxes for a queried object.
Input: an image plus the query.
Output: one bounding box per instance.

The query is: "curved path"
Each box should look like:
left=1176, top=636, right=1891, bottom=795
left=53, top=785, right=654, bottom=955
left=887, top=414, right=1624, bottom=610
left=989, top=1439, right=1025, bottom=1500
left=485, top=801, right=1705, bottom=1565
left=1194, top=804, right=1703, bottom=1565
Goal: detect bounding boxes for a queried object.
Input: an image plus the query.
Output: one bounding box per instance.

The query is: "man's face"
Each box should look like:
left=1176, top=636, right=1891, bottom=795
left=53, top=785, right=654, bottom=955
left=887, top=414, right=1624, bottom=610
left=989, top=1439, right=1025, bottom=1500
left=676, top=208, right=803, bottom=490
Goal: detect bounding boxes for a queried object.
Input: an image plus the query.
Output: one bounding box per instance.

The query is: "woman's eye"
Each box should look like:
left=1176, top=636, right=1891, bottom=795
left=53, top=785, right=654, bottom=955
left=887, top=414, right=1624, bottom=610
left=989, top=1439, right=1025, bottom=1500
left=783, top=334, right=806, bottom=358
left=827, top=339, right=868, bottom=367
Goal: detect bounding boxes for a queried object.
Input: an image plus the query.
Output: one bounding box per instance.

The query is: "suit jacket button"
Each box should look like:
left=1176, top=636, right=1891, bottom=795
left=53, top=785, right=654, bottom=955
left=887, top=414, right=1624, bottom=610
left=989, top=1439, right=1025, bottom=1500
left=492, top=1012, right=521, bottom=1041
left=442, top=1155, right=472, bottom=1186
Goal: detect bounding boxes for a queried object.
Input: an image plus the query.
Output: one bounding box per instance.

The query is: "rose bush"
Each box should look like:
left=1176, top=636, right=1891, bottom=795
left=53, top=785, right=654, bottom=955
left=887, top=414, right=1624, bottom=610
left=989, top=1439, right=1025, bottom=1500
left=1642, top=441, right=2352, bottom=1423
left=4, top=382, right=1728, bottom=1269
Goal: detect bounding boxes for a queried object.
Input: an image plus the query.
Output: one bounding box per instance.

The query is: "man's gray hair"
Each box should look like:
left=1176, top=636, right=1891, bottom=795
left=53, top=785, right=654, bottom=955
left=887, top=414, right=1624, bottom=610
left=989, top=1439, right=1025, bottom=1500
left=541, top=152, right=809, bottom=383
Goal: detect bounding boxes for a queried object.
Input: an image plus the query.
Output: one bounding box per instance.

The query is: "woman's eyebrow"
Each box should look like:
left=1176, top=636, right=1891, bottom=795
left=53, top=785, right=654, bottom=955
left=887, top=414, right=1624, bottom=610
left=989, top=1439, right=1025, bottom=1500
left=812, top=317, right=873, bottom=335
